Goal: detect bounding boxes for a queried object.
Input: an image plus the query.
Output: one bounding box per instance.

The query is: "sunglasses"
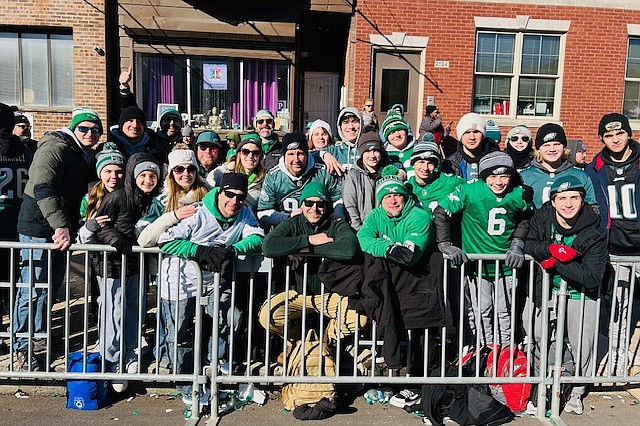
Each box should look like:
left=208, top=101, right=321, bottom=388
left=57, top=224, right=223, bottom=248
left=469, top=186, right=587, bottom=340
left=223, top=189, right=247, bottom=201
left=365, top=104, right=373, bottom=108
left=303, top=199, right=327, bottom=209
left=16, top=124, right=30, bottom=130
left=257, top=119, right=274, bottom=125
left=240, top=148, right=261, bottom=157
left=76, top=125, right=102, bottom=135
left=509, top=135, right=530, bottom=142
left=173, top=165, right=197, bottom=174
left=198, top=144, right=219, bottom=151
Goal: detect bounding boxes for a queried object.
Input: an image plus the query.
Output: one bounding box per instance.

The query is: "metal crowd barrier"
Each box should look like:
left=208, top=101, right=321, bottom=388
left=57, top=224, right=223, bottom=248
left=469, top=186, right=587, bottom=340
left=1, top=242, right=639, bottom=425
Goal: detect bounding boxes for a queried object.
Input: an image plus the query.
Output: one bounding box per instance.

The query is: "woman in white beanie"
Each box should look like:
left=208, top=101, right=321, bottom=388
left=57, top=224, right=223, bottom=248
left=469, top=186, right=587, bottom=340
left=307, top=119, right=334, bottom=151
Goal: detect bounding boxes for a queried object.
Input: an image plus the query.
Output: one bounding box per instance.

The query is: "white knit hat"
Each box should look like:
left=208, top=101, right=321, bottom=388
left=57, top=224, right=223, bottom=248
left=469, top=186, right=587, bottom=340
left=308, top=119, right=333, bottom=139
left=168, top=149, right=197, bottom=171
left=456, top=113, right=486, bottom=139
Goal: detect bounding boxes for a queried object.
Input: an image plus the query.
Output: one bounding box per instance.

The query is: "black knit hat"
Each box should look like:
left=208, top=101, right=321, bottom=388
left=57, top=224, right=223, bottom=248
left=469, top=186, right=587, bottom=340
left=118, top=106, right=147, bottom=129
left=221, top=172, right=248, bottom=193
left=358, top=131, right=384, bottom=155
left=282, top=132, right=309, bottom=154
left=598, top=113, right=632, bottom=140
left=535, top=123, right=567, bottom=149
left=478, top=151, right=516, bottom=181
left=425, top=105, right=438, bottom=115
left=0, top=103, right=16, bottom=135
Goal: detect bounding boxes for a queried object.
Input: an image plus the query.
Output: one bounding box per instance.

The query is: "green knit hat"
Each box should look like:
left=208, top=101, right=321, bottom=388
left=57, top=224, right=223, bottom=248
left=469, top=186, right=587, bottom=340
left=381, top=111, right=409, bottom=142
left=95, top=142, right=125, bottom=175
left=300, top=181, right=330, bottom=203
left=376, top=165, right=408, bottom=203
left=69, top=107, right=102, bottom=131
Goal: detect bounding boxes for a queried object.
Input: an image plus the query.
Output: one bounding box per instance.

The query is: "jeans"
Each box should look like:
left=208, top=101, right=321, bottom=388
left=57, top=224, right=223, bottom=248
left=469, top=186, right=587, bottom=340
left=13, top=234, right=65, bottom=352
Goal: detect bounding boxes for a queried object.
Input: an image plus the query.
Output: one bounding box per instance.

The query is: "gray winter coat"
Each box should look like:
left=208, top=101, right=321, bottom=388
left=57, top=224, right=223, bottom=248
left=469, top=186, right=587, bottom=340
left=342, top=160, right=380, bottom=231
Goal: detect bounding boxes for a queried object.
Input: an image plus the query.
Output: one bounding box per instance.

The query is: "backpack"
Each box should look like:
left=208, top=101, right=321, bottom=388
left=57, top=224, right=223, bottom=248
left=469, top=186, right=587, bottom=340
left=67, top=352, right=109, bottom=410
left=281, top=329, right=336, bottom=412
left=484, top=344, right=532, bottom=413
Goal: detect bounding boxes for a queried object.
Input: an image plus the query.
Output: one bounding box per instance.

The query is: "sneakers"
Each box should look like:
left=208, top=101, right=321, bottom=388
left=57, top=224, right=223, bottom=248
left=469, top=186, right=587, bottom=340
left=564, top=394, right=584, bottom=415
left=15, top=351, right=40, bottom=372
left=218, top=360, right=238, bottom=375
left=390, top=389, right=421, bottom=408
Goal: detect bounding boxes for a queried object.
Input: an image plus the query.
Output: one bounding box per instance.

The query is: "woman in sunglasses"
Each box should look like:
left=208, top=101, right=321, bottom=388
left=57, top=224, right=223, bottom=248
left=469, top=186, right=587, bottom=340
left=504, top=125, right=534, bottom=171
left=207, top=132, right=266, bottom=212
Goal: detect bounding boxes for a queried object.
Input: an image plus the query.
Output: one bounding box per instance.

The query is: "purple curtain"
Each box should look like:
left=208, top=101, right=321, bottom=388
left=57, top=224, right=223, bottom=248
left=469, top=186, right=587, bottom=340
left=144, top=56, right=175, bottom=121
left=243, top=60, right=278, bottom=127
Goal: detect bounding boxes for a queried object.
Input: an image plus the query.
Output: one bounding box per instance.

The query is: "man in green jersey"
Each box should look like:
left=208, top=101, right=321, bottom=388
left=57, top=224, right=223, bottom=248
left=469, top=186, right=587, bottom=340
left=380, top=110, right=416, bottom=179
left=434, top=151, right=532, bottom=346
left=257, top=132, right=343, bottom=228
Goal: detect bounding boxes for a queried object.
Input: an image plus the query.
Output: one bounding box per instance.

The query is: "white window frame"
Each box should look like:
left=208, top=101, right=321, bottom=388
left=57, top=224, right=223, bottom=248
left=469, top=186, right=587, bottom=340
left=473, top=16, right=570, bottom=127
left=627, top=24, right=640, bottom=130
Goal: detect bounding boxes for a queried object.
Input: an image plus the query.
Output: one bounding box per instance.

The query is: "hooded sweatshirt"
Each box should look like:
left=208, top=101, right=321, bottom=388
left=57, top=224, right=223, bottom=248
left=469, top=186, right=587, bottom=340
left=320, top=107, right=362, bottom=168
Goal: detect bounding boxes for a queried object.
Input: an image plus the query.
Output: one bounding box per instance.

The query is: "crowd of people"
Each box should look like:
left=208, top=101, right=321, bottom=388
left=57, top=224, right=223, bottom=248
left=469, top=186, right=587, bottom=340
left=0, top=88, right=638, bottom=418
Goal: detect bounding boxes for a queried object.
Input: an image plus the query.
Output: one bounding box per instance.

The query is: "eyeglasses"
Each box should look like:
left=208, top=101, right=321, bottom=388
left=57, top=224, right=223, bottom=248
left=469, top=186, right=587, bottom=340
left=173, top=165, right=197, bottom=175
left=223, top=189, right=247, bottom=201
left=303, top=199, right=327, bottom=209
left=509, top=135, right=530, bottom=142
left=76, top=125, right=102, bottom=135
left=15, top=124, right=30, bottom=130
left=198, top=144, right=219, bottom=152
left=257, top=119, right=274, bottom=125
left=240, top=148, right=261, bottom=157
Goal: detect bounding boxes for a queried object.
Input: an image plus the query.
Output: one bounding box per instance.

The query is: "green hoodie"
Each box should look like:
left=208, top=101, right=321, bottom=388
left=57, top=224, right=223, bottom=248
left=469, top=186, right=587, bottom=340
left=357, top=197, right=433, bottom=266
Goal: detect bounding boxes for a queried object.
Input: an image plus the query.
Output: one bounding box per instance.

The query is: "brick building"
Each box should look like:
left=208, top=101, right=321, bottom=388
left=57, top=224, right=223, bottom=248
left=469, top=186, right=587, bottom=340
left=347, top=0, right=640, bottom=154
left=0, top=0, right=107, bottom=139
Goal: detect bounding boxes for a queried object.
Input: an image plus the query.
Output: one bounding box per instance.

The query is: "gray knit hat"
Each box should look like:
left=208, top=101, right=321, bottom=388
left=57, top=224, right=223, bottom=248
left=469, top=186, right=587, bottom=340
left=410, top=140, right=441, bottom=167
left=96, top=142, right=125, bottom=175
left=478, top=151, right=515, bottom=181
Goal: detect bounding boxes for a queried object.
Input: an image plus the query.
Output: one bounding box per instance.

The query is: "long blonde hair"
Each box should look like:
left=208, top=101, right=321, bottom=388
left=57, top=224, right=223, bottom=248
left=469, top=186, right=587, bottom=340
left=85, top=182, right=107, bottom=220
left=234, top=151, right=266, bottom=183
left=165, top=171, right=208, bottom=212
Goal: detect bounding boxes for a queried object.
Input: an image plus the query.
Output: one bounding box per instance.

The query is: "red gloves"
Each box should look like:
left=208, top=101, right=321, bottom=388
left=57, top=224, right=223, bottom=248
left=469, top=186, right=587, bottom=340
left=548, top=243, right=579, bottom=263
left=540, top=257, right=557, bottom=270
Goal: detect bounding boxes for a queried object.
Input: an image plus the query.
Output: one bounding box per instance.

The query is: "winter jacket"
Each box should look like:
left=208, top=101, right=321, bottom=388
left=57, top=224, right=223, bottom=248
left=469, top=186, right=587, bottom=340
left=262, top=213, right=359, bottom=294
left=0, top=134, right=32, bottom=240
left=357, top=196, right=433, bottom=267
left=18, top=128, right=96, bottom=238
left=94, top=153, right=162, bottom=277
left=158, top=187, right=264, bottom=300
left=525, top=202, right=608, bottom=306
left=419, top=115, right=445, bottom=144
left=106, top=125, right=169, bottom=166
left=206, top=161, right=263, bottom=212
left=441, top=137, right=500, bottom=180
left=342, top=159, right=382, bottom=231
left=520, top=158, right=596, bottom=209
left=585, top=141, right=640, bottom=233
left=261, top=133, right=282, bottom=171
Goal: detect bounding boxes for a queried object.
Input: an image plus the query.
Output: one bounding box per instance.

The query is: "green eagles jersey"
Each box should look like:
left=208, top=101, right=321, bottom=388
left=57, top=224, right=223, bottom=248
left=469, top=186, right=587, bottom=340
left=439, top=180, right=531, bottom=276
left=387, top=143, right=416, bottom=179
left=520, top=164, right=596, bottom=209
left=408, top=173, right=466, bottom=212
left=322, top=142, right=359, bottom=167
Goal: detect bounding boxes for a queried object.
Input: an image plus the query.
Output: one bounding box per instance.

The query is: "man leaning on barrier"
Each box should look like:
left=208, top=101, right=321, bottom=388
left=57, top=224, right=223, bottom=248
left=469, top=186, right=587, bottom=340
left=525, top=175, right=608, bottom=415
left=259, top=181, right=367, bottom=360
left=157, top=172, right=264, bottom=406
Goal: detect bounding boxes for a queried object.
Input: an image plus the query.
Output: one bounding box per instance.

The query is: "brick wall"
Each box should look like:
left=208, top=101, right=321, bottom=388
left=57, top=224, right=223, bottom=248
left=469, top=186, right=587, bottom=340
left=0, top=0, right=107, bottom=141
left=352, top=0, right=640, bottom=158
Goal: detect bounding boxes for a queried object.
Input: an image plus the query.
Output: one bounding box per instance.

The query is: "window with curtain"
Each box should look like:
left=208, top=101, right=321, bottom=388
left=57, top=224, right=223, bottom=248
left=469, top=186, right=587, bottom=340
left=624, top=38, right=640, bottom=120
left=473, top=31, right=562, bottom=118
left=0, top=31, right=73, bottom=107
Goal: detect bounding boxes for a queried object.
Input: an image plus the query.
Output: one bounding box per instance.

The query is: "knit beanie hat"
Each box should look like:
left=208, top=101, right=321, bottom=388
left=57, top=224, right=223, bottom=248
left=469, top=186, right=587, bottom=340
left=506, top=125, right=532, bottom=145
left=598, top=113, right=632, bottom=140
left=381, top=111, right=409, bottom=142
left=421, top=132, right=436, bottom=143
left=485, top=119, right=502, bottom=144
left=69, top=107, right=102, bottom=132
left=196, top=131, right=222, bottom=147
left=182, top=125, right=194, bottom=137
left=308, top=119, right=333, bottom=140
left=535, top=123, right=567, bottom=149
left=425, top=105, right=438, bottom=116
left=0, top=103, right=16, bottom=135
left=160, top=108, right=181, bottom=123
left=410, top=140, right=441, bottom=167
left=118, top=106, right=146, bottom=129
left=95, top=142, right=125, bottom=175
left=358, top=131, right=384, bottom=155
left=566, top=139, right=587, bottom=167
left=221, top=172, right=248, bottom=193
left=549, top=175, right=586, bottom=199
left=168, top=149, right=198, bottom=171
left=13, top=111, right=29, bottom=126
left=282, top=132, right=309, bottom=154
left=456, top=113, right=486, bottom=139
left=376, top=165, right=408, bottom=203
left=226, top=130, right=241, bottom=145
left=478, top=151, right=515, bottom=181
left=254, top=109, right=275, bottom=127
left=300, top=181, right=331, bottom=202
left=236, top=132, right=263, bottom=153
left=134, top=161, right=161, bottom=180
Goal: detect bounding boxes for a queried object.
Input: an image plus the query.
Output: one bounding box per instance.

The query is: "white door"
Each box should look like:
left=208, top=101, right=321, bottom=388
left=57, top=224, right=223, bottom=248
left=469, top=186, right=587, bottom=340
left=304, top=72, right=340, bottom=135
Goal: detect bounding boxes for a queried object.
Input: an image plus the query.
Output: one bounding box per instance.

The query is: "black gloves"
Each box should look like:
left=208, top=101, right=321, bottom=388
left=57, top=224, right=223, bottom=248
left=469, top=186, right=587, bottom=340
left=111, top=239, right=132, bottom=255
left=522, top=185, right=534, bottom=204
left=387, top=245, right=414, bottom=265
left=438, top=242, right=468, bottom=266
left=85, top=218, right=101, bottom=233
left=195, top=245, right=235, bottom=272
left=505, top=238, right=525, bottom=269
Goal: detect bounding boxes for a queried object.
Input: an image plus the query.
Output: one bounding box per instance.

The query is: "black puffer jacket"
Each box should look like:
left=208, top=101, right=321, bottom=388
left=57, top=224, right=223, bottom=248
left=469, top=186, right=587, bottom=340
left=441, top=137, right=500, bottom=179
left=525, top=201, right=608, bottom=305
left=94, top=152, right=161, bottom=277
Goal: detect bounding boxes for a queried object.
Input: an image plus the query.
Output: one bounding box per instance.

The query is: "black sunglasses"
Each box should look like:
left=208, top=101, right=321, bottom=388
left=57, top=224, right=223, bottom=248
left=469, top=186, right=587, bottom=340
left=223, top=189, right=247, bottom=201
left=76, top=125, right=102, bottom=135
left=303, top=199, right=327, bottom=208
left=173, top=165, right=197, bottom=174
left=198, top=143, right=219, bottom=151
left=240, top=148, right=262, bottom=157
left=257, top=119, right=274, bottom=125
left=510, top=135, right=530, bottom=142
